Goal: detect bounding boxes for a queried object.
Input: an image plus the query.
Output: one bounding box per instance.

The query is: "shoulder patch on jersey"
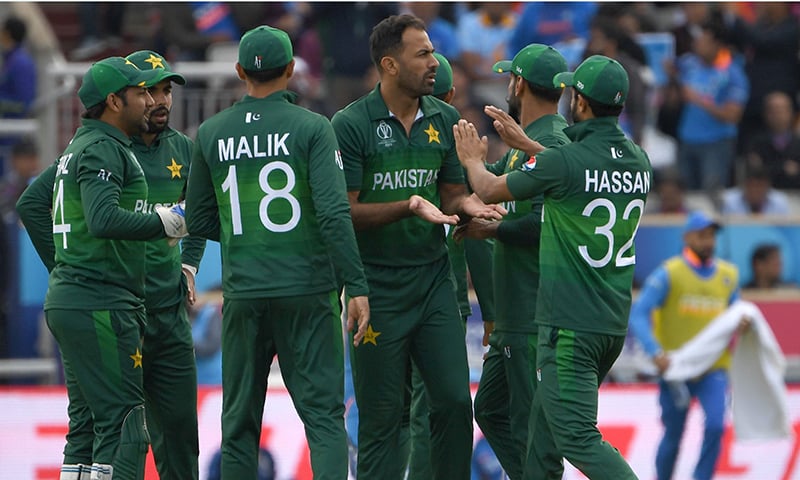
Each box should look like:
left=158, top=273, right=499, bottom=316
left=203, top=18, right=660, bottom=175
left=521, top=155, right=537, bottom=171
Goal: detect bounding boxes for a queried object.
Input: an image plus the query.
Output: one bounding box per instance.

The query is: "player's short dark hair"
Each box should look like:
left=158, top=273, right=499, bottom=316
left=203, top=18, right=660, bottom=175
left=369, top=14, right=427, bottom=70
left=523, top=78, right=563, bottom=103
left=81, top=86, right=128, bottom=119
left=3, top=17, right=27, bottom=44
left=577, top=92, right=624, bottom=118
left=751, top=244, right=780, bottom=265
left=243, top=63, right=290, bottom=84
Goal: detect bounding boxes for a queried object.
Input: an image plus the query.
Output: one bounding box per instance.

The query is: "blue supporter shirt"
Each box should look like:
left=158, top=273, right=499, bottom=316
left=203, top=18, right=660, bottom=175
left=676, top=50, right=749, bottom=144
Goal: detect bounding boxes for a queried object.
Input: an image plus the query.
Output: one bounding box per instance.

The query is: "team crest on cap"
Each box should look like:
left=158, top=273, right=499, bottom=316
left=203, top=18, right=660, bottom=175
left=144, top=54, right=164, bottom=69
left=614, top=91, right=622, bottom=104
left=576, top=80, right=584, bottom=90
left=522, top=155, right=537, bottom=171
left=254, top=55, right=262, bottom=69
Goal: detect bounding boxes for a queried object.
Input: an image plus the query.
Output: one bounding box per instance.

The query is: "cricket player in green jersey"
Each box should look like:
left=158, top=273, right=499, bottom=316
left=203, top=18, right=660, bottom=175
left=125, top=49, right=206, bottom=480
left=455, top=44, right=570, bottom=480
left=455, top=54, right=652, bottom=480
left=16, top=57, right=188, bottom=480
left=331, top=15, right=505, bottom=480
left=184, top=26, right=370, bottom=480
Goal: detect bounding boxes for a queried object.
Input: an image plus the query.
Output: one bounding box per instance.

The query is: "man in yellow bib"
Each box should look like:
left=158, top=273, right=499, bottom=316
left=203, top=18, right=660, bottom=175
left=629, top=211, right=739, bottom=480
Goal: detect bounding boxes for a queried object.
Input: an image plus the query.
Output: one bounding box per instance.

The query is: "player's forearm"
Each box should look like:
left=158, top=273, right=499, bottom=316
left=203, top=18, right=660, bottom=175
left=496, top=206, right=541, bottom=247
left=322, top=224, right=370, bottom=297
left=179, top=235, right=206, bottom=270
left=464, top=238, right=495, bottom=321
left=348, top=198, right=414, bottom=231
left=464, top=165, right=513, bottom=205
left=81, top=182, right=164, bottom=240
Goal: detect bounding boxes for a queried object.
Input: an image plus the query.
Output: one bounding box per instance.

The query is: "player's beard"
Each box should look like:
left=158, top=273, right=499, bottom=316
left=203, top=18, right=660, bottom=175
left=146, top=106, right=170, bottom=134
left=570, top=94, right=584, bottom=124
left=399, top=66, right=436, bottom=98
left=506, top=90, right=521, bottom=124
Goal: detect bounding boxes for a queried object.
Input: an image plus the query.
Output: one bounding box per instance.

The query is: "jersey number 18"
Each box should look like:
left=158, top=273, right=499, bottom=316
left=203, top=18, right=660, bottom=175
left=221, top=161, right=301, bottom=235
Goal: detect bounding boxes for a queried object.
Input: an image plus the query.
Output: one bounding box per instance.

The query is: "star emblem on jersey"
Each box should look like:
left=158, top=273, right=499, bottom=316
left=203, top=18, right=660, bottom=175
left=144, top=53, right=164, bottom=69
left=362, top=325, right=382, bottom=346
left=508, top=150, right=520, bottom=169
left=166, top=158, right=182, bottom=179
left=424, top=123, right=440, bottom=144
left=130, top=348, right=143, bottom=368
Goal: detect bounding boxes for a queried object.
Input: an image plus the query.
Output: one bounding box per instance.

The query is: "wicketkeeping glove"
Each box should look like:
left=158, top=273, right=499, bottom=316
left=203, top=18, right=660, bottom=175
left=155, top=201, right=188, bottom=242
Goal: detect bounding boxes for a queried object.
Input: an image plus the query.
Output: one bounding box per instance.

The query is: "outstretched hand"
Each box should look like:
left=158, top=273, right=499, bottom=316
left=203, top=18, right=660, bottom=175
left=409, top=194, right=460, bottom=225
left=461, top=193, right=506, bottom=221
left=484, top=105, right=545, bottom=155
left=453, top=119, right=488, bottom=168
left=347, top=296, right=371, bottom=347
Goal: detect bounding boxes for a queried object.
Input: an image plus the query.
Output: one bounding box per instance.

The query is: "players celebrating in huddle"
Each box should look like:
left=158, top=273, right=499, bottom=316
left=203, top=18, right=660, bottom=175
left=18, top=13, right=650, bottom=480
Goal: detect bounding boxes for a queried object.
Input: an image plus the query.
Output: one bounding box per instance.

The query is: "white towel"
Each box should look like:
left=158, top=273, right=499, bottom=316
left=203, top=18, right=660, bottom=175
left=662, top=300, right=791, bottom=441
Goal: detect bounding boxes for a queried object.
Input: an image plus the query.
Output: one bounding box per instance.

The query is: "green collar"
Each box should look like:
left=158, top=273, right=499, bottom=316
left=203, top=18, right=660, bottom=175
left=364, top=83, right=445, bottom=121
left=522, top=113, right=565, bottom=135
left=563, top=117, right=622, bottom=143
left=238, top=90, right=298, bottom=106
left=80, top=118, right=132, bottom=146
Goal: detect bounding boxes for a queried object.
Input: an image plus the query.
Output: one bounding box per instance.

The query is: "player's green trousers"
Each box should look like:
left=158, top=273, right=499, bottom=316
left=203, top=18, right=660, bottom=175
left=408, top=360, right=433, bottom=479
left=221, top=292, right=347, bottom=480
left=46, top=308, right=150, bottom=479
left=352, top=257, right=473, bottom=480
left=533, top=326, right=638, bottom=480
left=473, top=331, right=538, bottom=479
left=142, top=301, right=199, bottom=480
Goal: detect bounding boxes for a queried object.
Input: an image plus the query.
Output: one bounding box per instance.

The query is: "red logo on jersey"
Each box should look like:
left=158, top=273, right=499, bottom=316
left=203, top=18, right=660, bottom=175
left=522, top=155, right=537, bottom=171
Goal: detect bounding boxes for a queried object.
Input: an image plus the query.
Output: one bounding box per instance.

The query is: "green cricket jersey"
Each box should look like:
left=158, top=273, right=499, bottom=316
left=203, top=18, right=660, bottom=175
left=43, top=119, right=165, bottom=310
left=506, top=117, right=652, bottom=336
left=331, top=84, right=464, bottom=267
left=487, top=114, right=570, bottom=334
left=130, top=127, right=205, bottom=310
left=186, top=91, right=368, bottom=299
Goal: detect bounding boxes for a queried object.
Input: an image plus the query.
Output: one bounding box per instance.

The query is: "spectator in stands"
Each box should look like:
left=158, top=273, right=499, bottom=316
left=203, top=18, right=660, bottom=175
left=721, top=166, right=791, bottom=216
left=507, top=2, right=597, bottom=57
left=674, top=18, right=748, bottom=192
left=649, top=169, right=688, bottom=215
left=0, top=15, right=36, bottom=177
left=312, top=2, right=398, bottom=116
left=0, top=138, right=38, bottom=222
left=584, top=17, right=648, bottom=145
left=406, top=2, right=460, bottom=61
left=0, top=15, right=36, bottom=117
left=743, top=91, right=800, bottom=190
left=671, top=3, right=712, bottom=57
left=70, top=3, right=125, bottom=60
left=456, top=2, right=517, bottom=107
left=745, top=244, right=796, bottom=289
left=729, top=3, right=800, bottom=152
left=158, top=2, right=240, bottom=61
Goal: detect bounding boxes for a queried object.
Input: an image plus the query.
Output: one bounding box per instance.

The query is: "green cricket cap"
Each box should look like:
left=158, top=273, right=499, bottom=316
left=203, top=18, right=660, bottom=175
left=78, top=56, right=161, bottom=109
left=125, top=50, right=186, bottom=86
left=492, top=43, right=567, bottom=89
left=238, top=25, right=293, bottom=72
left=553, top=54, right=629, bottom=106
left=432, top=52, right=453, bottom=97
